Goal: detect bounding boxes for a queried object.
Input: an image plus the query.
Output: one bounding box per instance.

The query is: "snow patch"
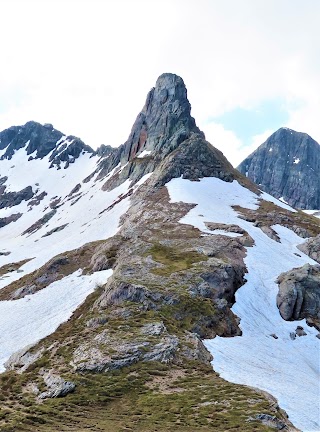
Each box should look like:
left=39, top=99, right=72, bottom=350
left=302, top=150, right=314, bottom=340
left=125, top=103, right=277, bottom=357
left=0, top=269, right=112, bottom=372
left=260, top=191, right=296, bottom=212
left=279, top=196, right=289, bottom=205
left=167, top=177, right=319, bottom=432
left=210, top=229, right=243, bottom=238
left=137, top=150, right=152, bottom=158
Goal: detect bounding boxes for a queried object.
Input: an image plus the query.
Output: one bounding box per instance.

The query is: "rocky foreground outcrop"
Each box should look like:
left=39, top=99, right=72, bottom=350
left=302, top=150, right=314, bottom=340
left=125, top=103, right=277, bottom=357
left=237, top=127, right=320, bottom=209
left=277, top=264, right=320, bottom=325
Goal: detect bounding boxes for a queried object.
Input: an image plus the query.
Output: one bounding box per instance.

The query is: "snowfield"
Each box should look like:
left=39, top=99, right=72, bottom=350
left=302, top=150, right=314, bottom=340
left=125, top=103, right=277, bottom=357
left=0, top=146, right=151, bottom=290
left=0, top=145, right=152, bottom=373
left=0, top=269, right=113, bottom=372
left=167, top=177, right=320, bottom=432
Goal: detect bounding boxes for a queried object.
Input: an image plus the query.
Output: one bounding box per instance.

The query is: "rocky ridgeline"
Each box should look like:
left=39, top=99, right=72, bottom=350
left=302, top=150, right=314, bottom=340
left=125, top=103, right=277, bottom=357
left=0, top=74, right=239, bottom=215
left=237, top=128, right=320, bottom=209
left=0, top=74, right=317, bottom=431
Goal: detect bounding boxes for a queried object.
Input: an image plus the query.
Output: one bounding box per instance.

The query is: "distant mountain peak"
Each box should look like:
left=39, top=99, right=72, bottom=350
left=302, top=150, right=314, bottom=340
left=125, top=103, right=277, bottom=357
left=0, top=121, right=94, bottom=168
left=237, top=128, right=320, bottom=209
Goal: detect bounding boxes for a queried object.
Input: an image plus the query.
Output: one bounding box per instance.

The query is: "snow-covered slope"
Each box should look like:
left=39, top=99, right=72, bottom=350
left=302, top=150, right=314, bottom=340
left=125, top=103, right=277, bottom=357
left=0, top=269, right=112, bottom=372
left=0, top=140, right=153, bottom=371
left=167, top=177, right=320, bottom=432
left=0, top=145, right=151, bottom=289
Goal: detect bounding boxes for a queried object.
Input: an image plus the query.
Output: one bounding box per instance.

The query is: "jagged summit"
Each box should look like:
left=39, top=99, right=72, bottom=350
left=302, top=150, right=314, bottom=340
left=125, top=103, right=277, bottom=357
left=0, top=121, right=94, bottom=168
left=120, top=72, right=204, bottom=161
left=96, top=73, right=237, bottom=190
left=237, top=127, right=320, bottom=209
left=0, top=121, right=64, bottom=160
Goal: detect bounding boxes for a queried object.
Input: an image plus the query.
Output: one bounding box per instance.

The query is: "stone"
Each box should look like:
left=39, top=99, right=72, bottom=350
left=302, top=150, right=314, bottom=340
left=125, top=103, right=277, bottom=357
left=298, top=234, right=320, bottom=264
left=38, top=371, right=75, bottom=399
left=141, top=322, right=166, bottom=336
left=143, top=336, right=179, bottom=363
left=247, top=413, right=286, bottom=430
left=276, top=264, right=320, bottom=322
left=4, top=344, right=44, bottom=373
left=86, top=316, right=108, bottom=328
left=100, top=281, right=167, bottom=310
left=295, top=326, right=307, bottom=337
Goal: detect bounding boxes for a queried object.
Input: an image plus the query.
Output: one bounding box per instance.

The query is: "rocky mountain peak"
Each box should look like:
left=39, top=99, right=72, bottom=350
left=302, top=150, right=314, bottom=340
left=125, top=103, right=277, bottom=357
left=0, top=121, right=63, bottom=160
left=96, top=73, right=238, bottom=191
left=237, top=127, right=320, bottom=209
left=120, top=73, right=204, bottom=163
left=0, top=121, right=94, bottom=169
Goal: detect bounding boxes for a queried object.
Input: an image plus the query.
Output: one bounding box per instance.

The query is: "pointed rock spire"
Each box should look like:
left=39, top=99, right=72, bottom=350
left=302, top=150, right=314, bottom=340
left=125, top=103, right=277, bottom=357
left=120, top=73, right=204, bottom=162
left=99, top=73, right=239, bottom=191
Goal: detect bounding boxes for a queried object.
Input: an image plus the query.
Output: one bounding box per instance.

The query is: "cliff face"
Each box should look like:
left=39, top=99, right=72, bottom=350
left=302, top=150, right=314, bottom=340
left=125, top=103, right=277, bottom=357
left=237, top=127, right=320, bottom=209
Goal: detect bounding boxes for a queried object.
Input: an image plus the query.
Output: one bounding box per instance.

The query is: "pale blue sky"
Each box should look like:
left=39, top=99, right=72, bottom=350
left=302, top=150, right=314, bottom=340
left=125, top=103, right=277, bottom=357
left=207, top=99, right=290, bottom=148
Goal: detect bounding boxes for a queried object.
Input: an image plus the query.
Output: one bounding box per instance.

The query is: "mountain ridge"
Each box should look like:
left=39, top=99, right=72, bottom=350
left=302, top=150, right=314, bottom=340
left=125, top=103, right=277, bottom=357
left=0, top=74, right=319, bottom=432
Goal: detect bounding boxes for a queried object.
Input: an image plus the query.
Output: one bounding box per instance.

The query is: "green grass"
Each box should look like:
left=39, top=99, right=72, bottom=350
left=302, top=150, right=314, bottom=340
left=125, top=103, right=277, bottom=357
left=0, top=362, right=278, bottom=431
left=148, top=243, right=207, bottom=276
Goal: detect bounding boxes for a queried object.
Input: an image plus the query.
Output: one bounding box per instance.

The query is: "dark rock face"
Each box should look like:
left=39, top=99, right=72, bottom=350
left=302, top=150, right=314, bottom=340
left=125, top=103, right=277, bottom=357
left=0, top=121, right=94, bottom=168
left=95, top=144, right=117, bottom=158
left=276, top=264, right=320, bottom=322
left=0, top=186, right=34, bottom=209
left=0, top=213, right=22, bottom=228
left=0, top=121, right=63, bottom=159
left=237, top=128, right=320, bottom=209
left=22, top=209, right=57, bottom=235
left=49, top=136, right=94, bottom=169
left=96, top=73, right=236, bottom=189
left=120, top=73, right=203, bottom=161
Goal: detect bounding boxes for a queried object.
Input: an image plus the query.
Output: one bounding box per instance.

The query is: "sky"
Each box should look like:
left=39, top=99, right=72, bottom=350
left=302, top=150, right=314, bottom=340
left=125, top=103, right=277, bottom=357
left=0, top=0, right=319, bottom=166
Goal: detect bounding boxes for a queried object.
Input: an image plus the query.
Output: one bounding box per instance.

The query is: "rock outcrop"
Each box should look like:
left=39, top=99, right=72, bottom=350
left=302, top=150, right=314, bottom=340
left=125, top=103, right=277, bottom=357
left=0, top=186, right=34, bottom=209
left=298, top=234, right=320, bottom=263
left=237, top=128, right=320, bottom=209
left=276, top=264, right=320, bottom=322
left=0, top=121, right=63, bottom=160
left=0, top=212, right=22, bottom=228
left=38, top=371, right=76, bottom=399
